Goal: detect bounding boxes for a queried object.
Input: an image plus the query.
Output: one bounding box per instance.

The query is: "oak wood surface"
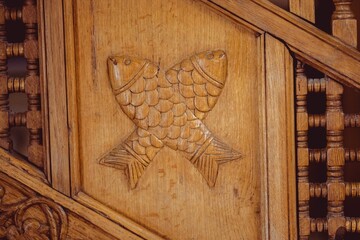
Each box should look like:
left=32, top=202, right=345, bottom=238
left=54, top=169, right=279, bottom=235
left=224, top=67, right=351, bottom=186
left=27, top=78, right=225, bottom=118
left=202, top=0, right=360, bottom=90
left=42, top=0, right=71, bottom=195
left=265, top=34, right=296, bottom=240
left=0, top=148, right=143, bottom=240
left=289, top=0, right=315, bottom=23
left=3, top=0, right=358, bottom=239
left=0, top=172, right=124, bottom=240
left=69, top=0, right=265, bottom=239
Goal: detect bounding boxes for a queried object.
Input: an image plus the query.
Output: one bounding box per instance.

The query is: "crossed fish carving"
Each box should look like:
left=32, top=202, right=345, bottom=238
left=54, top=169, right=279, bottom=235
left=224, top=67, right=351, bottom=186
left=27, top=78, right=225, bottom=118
left=99, top=50, right=242, bottom=188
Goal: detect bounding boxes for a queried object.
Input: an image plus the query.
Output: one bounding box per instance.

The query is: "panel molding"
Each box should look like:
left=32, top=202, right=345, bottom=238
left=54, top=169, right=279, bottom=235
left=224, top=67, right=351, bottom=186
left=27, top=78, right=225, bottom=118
left=0, top=149, right=145, bottom=240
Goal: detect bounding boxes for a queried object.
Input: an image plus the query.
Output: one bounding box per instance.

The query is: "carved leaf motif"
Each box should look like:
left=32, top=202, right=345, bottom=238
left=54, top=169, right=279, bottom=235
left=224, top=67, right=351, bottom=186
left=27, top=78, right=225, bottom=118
left=101, top=50, right=242, bottom=188
left=0, top=185, right=68, bottom=240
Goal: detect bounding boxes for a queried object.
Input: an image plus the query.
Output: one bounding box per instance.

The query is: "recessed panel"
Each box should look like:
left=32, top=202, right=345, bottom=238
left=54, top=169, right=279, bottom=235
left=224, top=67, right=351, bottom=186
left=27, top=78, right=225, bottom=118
left=73, top=0, right=264, bottom=239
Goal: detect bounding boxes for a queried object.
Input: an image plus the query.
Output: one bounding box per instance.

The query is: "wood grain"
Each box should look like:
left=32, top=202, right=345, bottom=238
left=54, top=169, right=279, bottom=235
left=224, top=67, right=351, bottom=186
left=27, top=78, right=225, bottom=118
left=67, top=0, right=267, bottom=238
left=265, top=34, right=296, bottom=240
left=289, top=0, right=315, bottom=23
left=0, top=148, right=144, bottom=240
left=202, top=0, right=360, bottom=89
left=0, top=172, right=124, bottom=240
left=101, top=51, right=241, bottom=188
left=42, top=0, right=70, bottom=195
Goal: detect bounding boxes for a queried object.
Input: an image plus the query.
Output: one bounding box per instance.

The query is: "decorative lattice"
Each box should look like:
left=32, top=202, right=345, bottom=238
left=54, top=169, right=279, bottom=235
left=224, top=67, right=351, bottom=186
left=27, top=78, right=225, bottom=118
left=0, top=0, right=43, bottom=169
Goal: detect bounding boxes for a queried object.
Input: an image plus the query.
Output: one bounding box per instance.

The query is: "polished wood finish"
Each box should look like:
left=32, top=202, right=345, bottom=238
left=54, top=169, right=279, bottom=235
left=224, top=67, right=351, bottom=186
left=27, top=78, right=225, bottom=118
left=202, top=0, right=360, bottom=89
left=0, top=170, right=127, bottom=240
left=102, top=51, right=241, bottom=188
left=0, top=0, right=44, bottom=170
left=289, top=0, right=315, bottom=23
left=41, top=0, right=71, bottom=195
left=0, top=0, right=359, bottom=239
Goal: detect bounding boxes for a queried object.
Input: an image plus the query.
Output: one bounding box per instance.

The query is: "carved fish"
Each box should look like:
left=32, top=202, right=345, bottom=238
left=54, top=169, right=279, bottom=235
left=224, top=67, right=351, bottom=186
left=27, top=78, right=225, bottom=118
left=99, top=50, right=241, bottom=188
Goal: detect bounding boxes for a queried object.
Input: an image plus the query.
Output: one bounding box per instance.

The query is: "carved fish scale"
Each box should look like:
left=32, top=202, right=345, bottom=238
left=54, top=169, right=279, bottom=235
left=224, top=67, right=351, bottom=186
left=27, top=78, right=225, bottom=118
left=100, top=50, right=241, bottom=188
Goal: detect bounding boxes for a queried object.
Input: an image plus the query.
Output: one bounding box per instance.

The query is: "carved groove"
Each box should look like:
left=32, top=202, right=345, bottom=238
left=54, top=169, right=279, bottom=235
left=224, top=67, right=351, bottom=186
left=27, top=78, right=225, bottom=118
left=0, top=183, right=68, bottom=239
left=100, top=50, right=241, bottom=188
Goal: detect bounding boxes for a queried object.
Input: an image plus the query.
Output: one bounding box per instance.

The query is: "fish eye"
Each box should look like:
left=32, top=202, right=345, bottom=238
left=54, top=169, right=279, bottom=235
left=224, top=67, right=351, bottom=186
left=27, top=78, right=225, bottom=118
left=124, top=58, right=131, bottom=65
left=206, top=52, right=214, bottom=60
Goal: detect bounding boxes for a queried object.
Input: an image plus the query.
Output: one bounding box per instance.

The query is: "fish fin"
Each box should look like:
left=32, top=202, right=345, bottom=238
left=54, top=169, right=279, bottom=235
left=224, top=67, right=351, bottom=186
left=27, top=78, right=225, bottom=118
left=190, top=137, right=242, bottom=187
left=99, top=129, right=163, bottom=188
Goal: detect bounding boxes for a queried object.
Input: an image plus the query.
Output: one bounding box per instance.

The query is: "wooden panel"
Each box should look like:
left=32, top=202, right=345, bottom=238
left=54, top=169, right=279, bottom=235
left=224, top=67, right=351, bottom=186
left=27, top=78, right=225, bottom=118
left=265, top=34, right=296, bottom=240
left=202, top=0, right=360, bottom=90
left=0, top=172, right=122, bottom=240
left=0, top=148, right=144, bottom=240
left=289, top=0, right=315, bottom=22
left=42, top=0, right=71, bottom=195
left=67, top=0, right=270, bottom=239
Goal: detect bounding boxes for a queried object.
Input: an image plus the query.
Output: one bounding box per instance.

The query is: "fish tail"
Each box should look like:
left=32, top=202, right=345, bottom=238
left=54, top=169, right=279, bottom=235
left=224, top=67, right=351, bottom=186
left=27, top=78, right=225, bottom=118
left=99, top=129, right=163, bottom=188
left=190, top=137, right=242, bottom=187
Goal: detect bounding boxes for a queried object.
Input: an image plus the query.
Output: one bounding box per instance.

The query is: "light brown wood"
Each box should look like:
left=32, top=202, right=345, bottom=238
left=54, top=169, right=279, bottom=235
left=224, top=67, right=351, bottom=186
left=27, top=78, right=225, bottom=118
left=68, top=1, right=267, bottom=238
left=1, top=0, right=360, bottom=239
left=202, top=0, right=360, bottom=89
left=102, top=51, right=241, bottom=188
left=332, top=0, right=358, bottom=48
left=0, top=172, right=124, bottom=240
left=42, top=0, right=70, bottom=195
left=289, top=0, right=315, bottom=23
left=0, top=148, right=144, bottom=240
left=265, top=34, right=296, bottom=240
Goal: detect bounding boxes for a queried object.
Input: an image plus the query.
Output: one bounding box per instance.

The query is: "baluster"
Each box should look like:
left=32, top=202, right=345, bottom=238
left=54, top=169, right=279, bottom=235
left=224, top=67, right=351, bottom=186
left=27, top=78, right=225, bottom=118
left=23, top=0, right=42, bottom=169
left=326, top=78, right=345, bottom=239
left=0, top=0, right=10, bottom=150
left=296, top=61, right=310, bottom=239
left=332, top=0, right=358, bottom=48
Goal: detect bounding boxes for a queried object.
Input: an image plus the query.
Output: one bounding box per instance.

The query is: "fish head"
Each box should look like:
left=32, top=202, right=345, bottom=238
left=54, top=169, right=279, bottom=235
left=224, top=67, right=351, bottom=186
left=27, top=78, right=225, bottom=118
left=107, top=55, right=148, bottom=93
left=193, top=50, right=227, bottom=87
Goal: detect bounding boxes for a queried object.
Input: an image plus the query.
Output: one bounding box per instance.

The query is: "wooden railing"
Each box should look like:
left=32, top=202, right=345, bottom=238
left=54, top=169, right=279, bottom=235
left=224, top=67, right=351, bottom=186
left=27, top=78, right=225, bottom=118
left=0, top=0, right=43, bottom=169
left=294, top=0, right=359, bottom=239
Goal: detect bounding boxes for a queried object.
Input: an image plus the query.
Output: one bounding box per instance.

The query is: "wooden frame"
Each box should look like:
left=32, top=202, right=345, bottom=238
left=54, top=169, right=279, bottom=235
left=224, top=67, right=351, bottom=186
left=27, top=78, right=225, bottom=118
left=59, top=1, right=297, bottom=238
left=4, top=0, right=357, bottom=239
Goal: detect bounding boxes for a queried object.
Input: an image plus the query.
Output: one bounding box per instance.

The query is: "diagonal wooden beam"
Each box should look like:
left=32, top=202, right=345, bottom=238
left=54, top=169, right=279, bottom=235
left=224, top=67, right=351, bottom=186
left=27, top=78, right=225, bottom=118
left=201, top=0, right=360, bottom=90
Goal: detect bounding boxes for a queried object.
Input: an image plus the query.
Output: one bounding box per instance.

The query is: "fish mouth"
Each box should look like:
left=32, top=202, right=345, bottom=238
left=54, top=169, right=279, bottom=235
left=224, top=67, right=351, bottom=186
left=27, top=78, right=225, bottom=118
left=107, top=56, right=149, bottom=94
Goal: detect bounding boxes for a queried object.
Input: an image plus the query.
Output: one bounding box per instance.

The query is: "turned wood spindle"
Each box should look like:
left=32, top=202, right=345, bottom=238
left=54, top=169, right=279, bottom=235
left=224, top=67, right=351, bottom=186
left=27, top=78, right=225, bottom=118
left=308, top=114, right=326, bottom=128
left=310, top=218, right=328, bottom=233
left=326, top=77, right=345, bottom=239
left=4, top=7, right=22, bottom=21
left=309, top=148, right=327, bottom=163
left=345, top=182, right=360, bottom=197
left=307, top=78, right=326, bottom=93
left=344, top=114, right=360, bottom=127
left=23, top=0, right=43, bottom=169
left=332, top=0, right=358, bottom=48
left=345, top=148, right=360, bottom=162
left=310, top=183, right=328, bottom=198
left=9, top=112, right=26, bottom=127
left=296, top=61, right=310, bottom=240
left=0, top=0, right=10, bottom=150
left=7, top=77, right=25, bottom=93
left=345, top=218, right=360, bottom=233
